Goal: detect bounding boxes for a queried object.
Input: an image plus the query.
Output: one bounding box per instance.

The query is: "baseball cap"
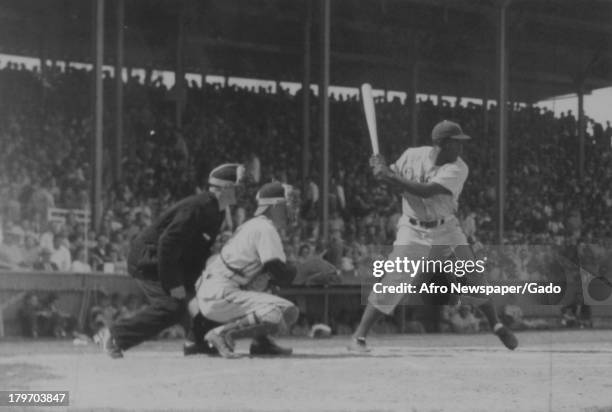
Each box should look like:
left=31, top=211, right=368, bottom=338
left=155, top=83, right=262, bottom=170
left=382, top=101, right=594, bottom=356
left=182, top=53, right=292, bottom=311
left=208, top=163, right=245, bottom=187
left=431, top=120, right=471, bottom=144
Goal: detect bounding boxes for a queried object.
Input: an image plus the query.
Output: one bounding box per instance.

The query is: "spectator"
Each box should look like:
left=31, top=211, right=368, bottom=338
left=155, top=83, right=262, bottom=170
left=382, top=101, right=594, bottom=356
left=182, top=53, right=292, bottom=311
left=33, top=247, right=59, bottom=271
left=297, top=243, right=313, bottom=263
left=18, top=292, right=42, bottom=337
left=29, top=179, right=55, bottom=223
left=89, top=293, right=119, bottom=335
left=461, top=210, right=477, bottom=243
left=21, top=232, right=40, bottom=269
left=37, top=293, right=75, bottom=338
left=245, top=152, right=261, bottom=183
left=71, top=247, right=92, bottom=273
left=0, top=227, right=25, bottom=268
left=39, top=221, right=62, bottom=251
left=447, top=305, right=480, bottom=334
left=50, top=233, right=71, bottom=271
left=500, top=297, right=549, bottom=330
left=329, top=211, right=345, bottom=237
left=90, top=234, right=110, bottom=271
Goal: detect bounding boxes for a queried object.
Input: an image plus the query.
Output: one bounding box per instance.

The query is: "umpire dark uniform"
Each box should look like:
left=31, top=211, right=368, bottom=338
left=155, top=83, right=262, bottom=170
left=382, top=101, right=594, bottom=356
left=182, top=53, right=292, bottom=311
left=103, top=163, right=243, bottom=357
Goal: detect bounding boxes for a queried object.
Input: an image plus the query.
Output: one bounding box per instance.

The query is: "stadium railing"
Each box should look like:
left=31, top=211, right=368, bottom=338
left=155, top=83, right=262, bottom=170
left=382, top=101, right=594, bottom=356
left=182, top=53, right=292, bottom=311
left=2, top=271, right=611, bottom=337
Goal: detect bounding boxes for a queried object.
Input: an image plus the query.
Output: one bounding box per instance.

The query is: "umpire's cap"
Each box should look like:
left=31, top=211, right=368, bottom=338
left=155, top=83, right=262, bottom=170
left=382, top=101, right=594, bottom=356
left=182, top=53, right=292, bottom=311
left=208, top=163, right=245, bottom=188
left=431, top=120, right=471, bottom=145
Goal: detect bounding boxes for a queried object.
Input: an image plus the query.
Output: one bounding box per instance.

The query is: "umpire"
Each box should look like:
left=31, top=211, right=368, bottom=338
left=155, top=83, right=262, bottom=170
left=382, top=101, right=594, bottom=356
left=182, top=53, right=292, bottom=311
left=100, top=163, right=244, bottom=358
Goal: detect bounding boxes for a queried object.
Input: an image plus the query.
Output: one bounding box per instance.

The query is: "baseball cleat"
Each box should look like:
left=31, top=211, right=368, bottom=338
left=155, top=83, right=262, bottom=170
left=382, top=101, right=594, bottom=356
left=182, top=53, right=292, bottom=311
left=250, top=336, right=293, bottom=356
left=494, top=325, right=518, bottom=350
left=98, top=327, right=123, bottom=359
left=347, top=337, right=371, bottom=353
left=183, top=341, right=219, bottom=356
left=205, top=328, right=238, bottom=359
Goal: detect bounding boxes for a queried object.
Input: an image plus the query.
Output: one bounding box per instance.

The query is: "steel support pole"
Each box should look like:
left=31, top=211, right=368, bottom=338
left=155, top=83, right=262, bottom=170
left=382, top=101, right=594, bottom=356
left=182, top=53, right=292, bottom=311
left=302, top=0, right=312, bottom=186
left=319, top=0, right=330, bottom=241
left=578, top=88, right=585, bottom=181
left=114, top=0, right=124, bottom=184
left=496, top=1, right=509, bottom=246
left=175, top=4, right=185, bottom=128
left=92, top=0, right=104, bottom=231
left=483, top=79, right=489, bottom=139
left=410, top=62, right=419, bottom=146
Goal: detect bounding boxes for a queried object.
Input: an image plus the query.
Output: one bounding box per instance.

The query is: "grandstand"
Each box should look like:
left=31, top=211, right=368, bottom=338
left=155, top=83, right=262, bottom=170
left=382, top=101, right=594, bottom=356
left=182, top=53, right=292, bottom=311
left=0, top=1, right=611, bottom=411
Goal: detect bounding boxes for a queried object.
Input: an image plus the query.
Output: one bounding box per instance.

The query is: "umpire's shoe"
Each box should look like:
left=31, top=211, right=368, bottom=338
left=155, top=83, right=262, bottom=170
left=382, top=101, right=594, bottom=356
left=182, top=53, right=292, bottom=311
left=494, top=324, right=518, bottom=350
left=183, top=341, right=219, bottom=356
left=98, top=327, right=123, bottom=359
left=250, top=336, right=292, bottom=356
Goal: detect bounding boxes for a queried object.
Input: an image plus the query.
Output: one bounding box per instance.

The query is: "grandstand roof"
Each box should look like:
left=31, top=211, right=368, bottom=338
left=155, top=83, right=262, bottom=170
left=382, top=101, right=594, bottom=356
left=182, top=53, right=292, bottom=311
left=1, top=0, right=611, bottom=102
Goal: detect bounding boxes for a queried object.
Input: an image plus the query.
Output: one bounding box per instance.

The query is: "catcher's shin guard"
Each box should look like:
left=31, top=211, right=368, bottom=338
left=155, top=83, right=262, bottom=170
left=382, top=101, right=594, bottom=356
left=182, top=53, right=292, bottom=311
left=205, top=309, right=282, bottom=358
left=205, top=306, right=298, bottom=358
left=205, top=313, right=279, bottom=359
left=224, top=312, right=280, bottom=342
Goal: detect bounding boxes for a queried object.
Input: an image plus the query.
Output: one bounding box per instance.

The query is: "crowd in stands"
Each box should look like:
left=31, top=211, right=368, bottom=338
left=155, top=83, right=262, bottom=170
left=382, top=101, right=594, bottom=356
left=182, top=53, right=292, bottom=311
left=2, top=61, right=611, bottom=282
left=2, top=61, right=611, bottom=337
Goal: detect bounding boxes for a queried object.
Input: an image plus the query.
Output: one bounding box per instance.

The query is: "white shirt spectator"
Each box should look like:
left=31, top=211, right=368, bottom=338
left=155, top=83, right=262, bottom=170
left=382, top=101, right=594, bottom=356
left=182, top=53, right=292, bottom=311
left=39, top=232, right=54, bottom=251
left=246, top=154, right=261, bottom=183
left=0, top=241, right=24, bottom=268
left=462, top=212, right=477, bottom=240
left=50, top=245, right=71, bottom=272
left=308, top=181, right=320, bottom=204
left=71, top=260, right=92, bottom=273
left=336, top=183, right=346, bottom=210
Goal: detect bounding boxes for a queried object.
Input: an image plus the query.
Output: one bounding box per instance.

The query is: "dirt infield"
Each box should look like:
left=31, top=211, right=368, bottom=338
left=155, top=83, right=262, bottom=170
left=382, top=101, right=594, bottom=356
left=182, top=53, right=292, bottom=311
left=1, top=330, right=612, bottom=412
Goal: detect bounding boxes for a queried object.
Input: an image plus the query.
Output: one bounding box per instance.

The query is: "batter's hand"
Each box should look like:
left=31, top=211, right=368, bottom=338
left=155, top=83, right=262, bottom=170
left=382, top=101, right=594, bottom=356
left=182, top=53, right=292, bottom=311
left=369, top=154, right=386, bottom=168
left=373, top=163, right=394, bottom=180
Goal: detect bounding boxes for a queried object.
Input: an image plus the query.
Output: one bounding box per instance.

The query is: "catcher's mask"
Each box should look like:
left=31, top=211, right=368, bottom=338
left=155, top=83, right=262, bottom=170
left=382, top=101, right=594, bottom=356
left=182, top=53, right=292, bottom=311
left=254, top=182, right=300, bottom=229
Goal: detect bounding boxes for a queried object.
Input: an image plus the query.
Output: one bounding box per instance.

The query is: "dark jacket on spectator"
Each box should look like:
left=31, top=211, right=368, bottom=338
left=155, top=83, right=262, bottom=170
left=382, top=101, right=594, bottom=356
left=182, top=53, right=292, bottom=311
left=127, top=192, right=224, bottom=293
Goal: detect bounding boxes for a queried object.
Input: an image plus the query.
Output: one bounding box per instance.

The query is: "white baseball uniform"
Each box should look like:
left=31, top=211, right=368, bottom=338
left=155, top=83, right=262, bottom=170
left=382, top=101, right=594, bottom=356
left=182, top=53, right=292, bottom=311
left=195, top=215, right=294, bottom=323
left=370, top=145, right=481, bottom=314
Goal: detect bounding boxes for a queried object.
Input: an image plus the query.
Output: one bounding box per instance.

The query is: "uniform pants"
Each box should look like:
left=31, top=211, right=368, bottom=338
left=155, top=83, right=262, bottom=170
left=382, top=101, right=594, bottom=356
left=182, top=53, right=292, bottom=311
left=197, top=275, right=294, bottom=325
left=111, top=279, right=184, bottom=350
left=369, top=216, right=489, bottom=315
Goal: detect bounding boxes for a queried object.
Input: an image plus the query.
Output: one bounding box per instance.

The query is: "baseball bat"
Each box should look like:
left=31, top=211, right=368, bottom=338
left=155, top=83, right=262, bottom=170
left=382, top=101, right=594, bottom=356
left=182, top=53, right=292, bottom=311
left=360, top=83, right=380, bottom=155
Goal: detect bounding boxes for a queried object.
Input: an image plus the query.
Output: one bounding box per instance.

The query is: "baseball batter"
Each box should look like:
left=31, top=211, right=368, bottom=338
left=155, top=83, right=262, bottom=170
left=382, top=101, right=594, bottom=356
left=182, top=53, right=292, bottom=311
left=194, top=182, right=300, bottom=358
left=348, top=120, right=518, bottom=352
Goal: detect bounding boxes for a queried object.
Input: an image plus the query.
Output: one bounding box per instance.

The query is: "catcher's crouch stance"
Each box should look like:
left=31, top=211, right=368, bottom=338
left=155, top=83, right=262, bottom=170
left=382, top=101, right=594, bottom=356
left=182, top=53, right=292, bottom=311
left=192, top=182, right=301, bottom=358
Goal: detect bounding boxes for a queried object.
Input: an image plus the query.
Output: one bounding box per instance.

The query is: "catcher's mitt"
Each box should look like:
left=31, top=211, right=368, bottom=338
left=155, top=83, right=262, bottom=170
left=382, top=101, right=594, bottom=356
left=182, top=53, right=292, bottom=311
left=294, top=257, right=341, bottom=286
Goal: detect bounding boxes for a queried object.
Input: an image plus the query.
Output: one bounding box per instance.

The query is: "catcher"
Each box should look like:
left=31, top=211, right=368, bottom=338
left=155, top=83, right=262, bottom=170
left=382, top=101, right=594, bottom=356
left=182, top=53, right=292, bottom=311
left=191, top=181, right=337, bottom=358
